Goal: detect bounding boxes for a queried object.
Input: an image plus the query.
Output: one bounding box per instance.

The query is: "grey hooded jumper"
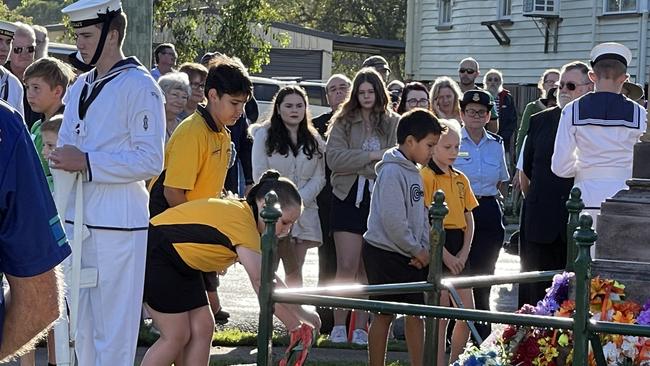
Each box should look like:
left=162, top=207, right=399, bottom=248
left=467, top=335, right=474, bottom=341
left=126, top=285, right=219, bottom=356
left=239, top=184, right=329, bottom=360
left=363, top=147, right=430, bottom=258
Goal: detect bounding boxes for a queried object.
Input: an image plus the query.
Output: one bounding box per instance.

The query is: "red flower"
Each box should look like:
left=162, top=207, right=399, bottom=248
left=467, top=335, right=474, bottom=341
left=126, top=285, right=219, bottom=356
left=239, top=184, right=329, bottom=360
left=502, top=326, right=517, bottom=341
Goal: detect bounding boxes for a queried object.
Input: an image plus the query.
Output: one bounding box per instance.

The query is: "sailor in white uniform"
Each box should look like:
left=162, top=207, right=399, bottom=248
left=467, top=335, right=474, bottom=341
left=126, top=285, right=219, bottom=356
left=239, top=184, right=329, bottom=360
left=48, top=0, right=165, bottom=364
left=0, top=20, right=25, bottom=117
left=552, top=42, right=647, bottom=233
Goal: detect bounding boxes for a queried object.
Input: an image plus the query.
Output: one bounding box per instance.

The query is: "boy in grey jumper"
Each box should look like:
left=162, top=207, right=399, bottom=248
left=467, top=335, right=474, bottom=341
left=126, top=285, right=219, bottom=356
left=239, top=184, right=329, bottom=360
left=363, top=109, right=445, bottom=366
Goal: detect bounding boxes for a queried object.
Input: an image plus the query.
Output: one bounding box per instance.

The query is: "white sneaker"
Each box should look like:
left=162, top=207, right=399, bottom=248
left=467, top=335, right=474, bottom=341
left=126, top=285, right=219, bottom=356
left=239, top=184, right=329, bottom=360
left=351, top=328, right=368, bottom=345
left=328, top=325, right=348, bottom=343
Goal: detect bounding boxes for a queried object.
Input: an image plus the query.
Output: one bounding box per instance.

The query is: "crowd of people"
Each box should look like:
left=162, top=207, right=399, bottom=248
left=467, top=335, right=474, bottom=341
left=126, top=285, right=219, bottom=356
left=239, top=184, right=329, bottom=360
left=0, top=0, right=648, bottom=365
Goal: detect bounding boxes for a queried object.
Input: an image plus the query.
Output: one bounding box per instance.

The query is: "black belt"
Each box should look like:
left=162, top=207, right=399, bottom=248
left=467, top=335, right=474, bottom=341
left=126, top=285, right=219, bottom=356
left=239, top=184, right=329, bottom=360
left=476, top=195, right=496, bottom=200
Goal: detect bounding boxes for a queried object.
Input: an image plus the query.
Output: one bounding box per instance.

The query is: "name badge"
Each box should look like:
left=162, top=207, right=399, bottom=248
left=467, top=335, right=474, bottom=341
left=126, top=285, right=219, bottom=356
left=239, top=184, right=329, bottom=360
left=458, top=151, right=470, bottom=158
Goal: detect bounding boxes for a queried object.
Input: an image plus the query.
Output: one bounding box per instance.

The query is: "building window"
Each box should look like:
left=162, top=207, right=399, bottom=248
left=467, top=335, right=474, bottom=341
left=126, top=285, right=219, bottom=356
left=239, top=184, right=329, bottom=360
left=440, top=0, right=452, bottom=25
left=499, top=0, right=512, bottom=18
left=604, top=0, right=638, bottom=13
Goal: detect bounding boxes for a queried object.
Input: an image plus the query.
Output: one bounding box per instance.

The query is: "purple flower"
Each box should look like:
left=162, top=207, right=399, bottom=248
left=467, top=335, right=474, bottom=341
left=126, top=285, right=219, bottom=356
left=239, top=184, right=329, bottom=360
left=544, top=272, right=573, bottom=305
left=517, top=304, right=537, bottom=315
left=637, top=308, right=650, bottom=325
left=535, top=298, right=560, bottom=316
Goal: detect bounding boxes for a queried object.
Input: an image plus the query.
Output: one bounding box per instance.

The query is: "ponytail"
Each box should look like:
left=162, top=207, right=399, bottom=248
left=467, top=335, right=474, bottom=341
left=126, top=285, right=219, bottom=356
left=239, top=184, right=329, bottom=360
left=246, top=170, right=302, bottom=210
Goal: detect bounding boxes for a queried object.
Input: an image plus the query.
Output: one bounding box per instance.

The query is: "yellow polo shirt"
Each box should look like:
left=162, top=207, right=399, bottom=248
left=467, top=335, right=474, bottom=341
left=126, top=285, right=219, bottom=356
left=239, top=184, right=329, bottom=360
left=150, top=198, right=261, bottom=272
left=420, top=162, right=479, bottom=230
left=149, top=106, right=232, bottom=215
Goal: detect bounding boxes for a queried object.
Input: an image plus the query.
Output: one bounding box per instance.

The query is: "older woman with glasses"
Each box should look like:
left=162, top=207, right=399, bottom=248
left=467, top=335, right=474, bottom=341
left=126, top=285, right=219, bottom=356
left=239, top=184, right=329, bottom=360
left=178, top=62, right=208, bottom=120
left=430, top=76, right=463, bottom=122
left=396, top=81, right=429, bottom=114
left=158, top=72, right=191, bottom=141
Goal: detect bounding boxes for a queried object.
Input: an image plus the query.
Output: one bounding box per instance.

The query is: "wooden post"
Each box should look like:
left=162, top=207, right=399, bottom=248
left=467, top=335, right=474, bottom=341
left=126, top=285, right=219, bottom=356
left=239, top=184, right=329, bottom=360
left=565, top=187, right=585, bottom=271
left=257, top=191, right=282, bottom=366
left=424, top=190, right=449, bottom=366
left=122, top=0, right=153, bottom=68
left=572, top=213, right=597, bottom=366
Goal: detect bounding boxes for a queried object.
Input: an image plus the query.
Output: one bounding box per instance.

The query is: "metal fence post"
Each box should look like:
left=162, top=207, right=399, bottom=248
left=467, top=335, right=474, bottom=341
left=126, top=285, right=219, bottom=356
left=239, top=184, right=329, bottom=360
left=572, top=213, right=597, bottom=366
left=257, top=191, right=283, bottom=366
left=565, top=187, right=585, bottom=271
left=424, top=190, right=449, bottom=366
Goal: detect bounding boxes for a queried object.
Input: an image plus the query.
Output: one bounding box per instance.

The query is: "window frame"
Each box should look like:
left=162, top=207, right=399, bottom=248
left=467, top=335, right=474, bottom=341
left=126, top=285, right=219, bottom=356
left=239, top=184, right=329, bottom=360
left=602, top=0, right=639, bottom=14
left=439, top=0, right=453, bottom=26
left=498, top=0, right=513, bottom=19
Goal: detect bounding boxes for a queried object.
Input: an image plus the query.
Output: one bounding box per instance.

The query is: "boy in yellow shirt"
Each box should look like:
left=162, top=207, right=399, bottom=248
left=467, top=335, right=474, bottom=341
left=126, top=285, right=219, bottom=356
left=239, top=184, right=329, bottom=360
left=420, top=118, right=478, bottom=365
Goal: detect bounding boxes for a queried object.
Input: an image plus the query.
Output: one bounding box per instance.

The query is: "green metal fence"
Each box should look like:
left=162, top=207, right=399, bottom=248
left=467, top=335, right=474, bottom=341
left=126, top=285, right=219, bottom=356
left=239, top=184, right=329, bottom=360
left=256, top=188, right=650, bottom=366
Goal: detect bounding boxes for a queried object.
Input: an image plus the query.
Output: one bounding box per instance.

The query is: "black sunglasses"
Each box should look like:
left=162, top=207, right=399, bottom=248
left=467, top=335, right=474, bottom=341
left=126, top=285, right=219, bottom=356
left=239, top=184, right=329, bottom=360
left=13, top=45, right=35, bottom=54
left=556, top=81, right=590, bottom=91
left=459, top=68, right=476, bottom=74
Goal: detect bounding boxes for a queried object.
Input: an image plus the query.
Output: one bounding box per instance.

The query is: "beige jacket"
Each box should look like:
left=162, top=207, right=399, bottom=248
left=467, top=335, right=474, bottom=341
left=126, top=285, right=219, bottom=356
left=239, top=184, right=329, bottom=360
left=251, top=124, right=326, bottom=243
left=326, top=110, right=399, bottom=201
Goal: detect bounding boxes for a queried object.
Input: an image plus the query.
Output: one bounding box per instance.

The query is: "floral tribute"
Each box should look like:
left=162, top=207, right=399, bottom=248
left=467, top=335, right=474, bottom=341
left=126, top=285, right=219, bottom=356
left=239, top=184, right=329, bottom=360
left=453, top=273, right=650, bottom=366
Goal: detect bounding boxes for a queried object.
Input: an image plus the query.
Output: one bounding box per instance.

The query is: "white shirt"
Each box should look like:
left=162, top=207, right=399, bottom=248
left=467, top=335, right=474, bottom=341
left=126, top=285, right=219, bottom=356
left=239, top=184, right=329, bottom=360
left=0, top=65, right=24, bottom=118
left=58, top=58, right=165, bottom=229
left=551, top=92, right=646, bottom=208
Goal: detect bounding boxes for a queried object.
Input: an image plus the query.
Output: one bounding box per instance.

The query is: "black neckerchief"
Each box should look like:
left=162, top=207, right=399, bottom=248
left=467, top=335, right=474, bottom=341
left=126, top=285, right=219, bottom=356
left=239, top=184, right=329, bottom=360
left=197, top=104, right=222, bottom=133
left=78, top=57, right=141, bottom=120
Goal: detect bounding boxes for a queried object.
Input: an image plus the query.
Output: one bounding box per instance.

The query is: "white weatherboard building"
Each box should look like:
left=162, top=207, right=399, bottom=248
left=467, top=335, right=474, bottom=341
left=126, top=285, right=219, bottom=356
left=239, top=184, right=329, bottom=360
left=405, top=0, right=650, bottom=86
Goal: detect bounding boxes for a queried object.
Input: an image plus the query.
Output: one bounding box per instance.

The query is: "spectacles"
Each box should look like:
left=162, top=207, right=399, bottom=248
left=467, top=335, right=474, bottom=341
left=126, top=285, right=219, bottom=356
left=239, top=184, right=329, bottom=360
left=464, top=108, right=488, bottom=118
left=459, top=68, right=476, bottom=74
left=13, top=45, right=35, bottom=54
left=191, top=82, right=205, bottom=90
left=556, top=81, right=590, bottom=91
left=407, top=98, right=429, bottom=107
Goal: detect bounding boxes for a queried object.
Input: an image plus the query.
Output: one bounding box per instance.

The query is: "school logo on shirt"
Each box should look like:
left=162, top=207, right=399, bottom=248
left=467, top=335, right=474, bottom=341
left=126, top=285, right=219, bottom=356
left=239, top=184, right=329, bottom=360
left=456, top=181, right=466, bottom=201
left=410, top=184, right=423, bottom=205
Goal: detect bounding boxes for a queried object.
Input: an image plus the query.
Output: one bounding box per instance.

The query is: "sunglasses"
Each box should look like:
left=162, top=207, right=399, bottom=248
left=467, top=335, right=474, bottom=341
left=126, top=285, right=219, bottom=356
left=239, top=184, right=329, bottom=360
left=556, top=81, right=590, bottom=91
left=486, top=77, right=501, bottom=82
left=13, top=45, right=35, bottom=54
left=459, top=68, right=476, bottom=74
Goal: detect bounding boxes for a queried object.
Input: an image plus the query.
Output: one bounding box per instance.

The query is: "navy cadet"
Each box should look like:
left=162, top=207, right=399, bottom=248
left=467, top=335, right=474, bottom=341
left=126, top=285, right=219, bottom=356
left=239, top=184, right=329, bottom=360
left=552, top=43, right=647, bottom=234
left=48, top=0, right=165, bottom=364
left=455, top=89, right=509, bottom=340
left=0, top=21, right=25, bottom=117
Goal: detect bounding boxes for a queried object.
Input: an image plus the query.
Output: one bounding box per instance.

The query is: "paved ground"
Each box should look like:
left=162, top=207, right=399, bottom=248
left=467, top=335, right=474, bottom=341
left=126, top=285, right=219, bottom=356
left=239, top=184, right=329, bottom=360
left=11, top=232, right=521, bottom=365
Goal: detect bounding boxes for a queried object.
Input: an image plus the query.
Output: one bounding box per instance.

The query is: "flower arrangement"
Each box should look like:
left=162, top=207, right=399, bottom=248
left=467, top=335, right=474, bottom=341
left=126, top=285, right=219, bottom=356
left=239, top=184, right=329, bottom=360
left=453, top=273, right=650, bottom=366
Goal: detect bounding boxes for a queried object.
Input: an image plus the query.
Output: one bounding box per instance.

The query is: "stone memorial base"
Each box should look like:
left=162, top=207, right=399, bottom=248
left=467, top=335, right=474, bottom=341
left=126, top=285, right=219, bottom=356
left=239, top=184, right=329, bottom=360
left=593, top=178, right=650, bottom=303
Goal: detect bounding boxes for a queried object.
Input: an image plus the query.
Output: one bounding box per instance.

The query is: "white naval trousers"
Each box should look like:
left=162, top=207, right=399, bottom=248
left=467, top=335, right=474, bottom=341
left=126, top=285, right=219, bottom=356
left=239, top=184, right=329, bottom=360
left=66, top=225, right=147, bottom=366
left=574, top=167, right=631, bottom=257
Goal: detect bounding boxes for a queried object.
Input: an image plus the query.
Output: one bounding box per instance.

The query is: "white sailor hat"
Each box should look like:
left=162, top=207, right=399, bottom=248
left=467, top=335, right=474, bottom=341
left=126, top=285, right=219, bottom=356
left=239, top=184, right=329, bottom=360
left=0, top=20, right=17, bottom=38
left=62, top=0, right=122, bottom=29
left=590, top=42, right=632, bottom=67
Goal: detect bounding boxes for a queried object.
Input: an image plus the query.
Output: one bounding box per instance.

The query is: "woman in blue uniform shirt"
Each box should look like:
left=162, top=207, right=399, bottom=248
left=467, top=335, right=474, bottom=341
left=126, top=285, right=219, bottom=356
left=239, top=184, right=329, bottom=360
left=454, top=90, right=509, bottom=340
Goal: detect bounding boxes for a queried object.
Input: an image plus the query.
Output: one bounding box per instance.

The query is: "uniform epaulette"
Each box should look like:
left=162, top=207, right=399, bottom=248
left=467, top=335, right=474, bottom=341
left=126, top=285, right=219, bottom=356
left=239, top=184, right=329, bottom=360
left=486, top=130, right=503, bottom=144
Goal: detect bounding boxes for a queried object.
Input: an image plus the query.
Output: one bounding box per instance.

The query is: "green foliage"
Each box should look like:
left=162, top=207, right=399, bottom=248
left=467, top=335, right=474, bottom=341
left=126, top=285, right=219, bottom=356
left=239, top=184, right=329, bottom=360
left=274, top=0, right=407, bottom=79
left=0, top=2, right=32, bottom=23
left=153, top=0, right=283, bottom=73
left=15, top=0, right=66, bottom=25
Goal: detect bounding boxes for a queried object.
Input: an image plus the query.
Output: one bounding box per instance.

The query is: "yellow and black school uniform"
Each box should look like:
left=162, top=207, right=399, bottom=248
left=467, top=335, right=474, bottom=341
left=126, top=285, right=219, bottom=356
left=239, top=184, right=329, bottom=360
left=148, top=105, right=232, bottom=217
left=144, top=198, right=260, bottom=313
left=420, top=161, right=479, bottom=275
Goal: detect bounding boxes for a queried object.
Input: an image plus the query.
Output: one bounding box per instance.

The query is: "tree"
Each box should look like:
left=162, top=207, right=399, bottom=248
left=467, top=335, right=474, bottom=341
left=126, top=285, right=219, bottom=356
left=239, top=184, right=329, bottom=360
left=0, top=2, right=31, bottom=23
left=274, top=0, right=407, bottom=79
left=154, top=0, right=284, bottom=73
left=15, top=0, right=66, bottom=26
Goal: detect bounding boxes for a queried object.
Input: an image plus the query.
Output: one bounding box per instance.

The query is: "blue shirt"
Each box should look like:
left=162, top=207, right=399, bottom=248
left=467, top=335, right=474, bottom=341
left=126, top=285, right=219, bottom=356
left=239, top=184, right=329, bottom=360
left=455, top=127, right=510, bottom=196
left=150, top=67, right=161, bottom=81
left=0, top=101, right=71, bottom=345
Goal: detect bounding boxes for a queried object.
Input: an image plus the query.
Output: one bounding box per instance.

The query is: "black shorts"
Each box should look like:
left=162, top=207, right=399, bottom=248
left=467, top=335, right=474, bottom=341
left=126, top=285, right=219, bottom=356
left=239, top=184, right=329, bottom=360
left=363, top=242, right=428, bottom=307
left=144, top=226, right=208, bottom=313
left=443, top=229, right=471, bottom=277
left=330, top=179, right=371, bottom=235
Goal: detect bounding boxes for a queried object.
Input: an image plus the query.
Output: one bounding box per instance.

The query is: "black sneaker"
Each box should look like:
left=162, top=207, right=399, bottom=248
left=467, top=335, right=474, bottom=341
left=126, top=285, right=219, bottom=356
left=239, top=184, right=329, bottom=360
left=214, top=309, right=230, bottom=325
